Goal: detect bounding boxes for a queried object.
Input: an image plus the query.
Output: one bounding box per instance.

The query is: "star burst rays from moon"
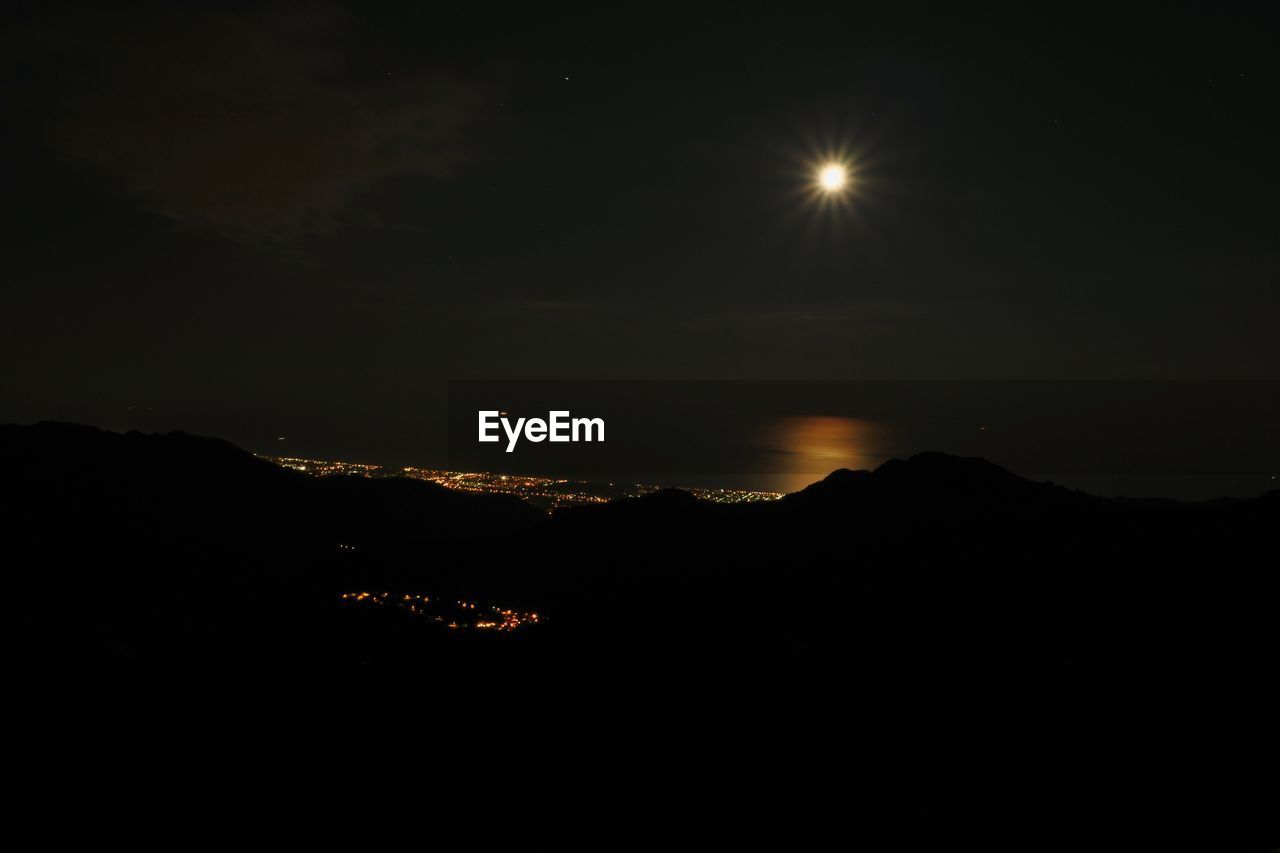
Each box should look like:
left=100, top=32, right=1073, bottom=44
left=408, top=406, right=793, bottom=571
left=809, top=156, right=856, bottom=204
left=779, top=129, right=881, bottom=238
left=792, top=149, right=862, bottom=229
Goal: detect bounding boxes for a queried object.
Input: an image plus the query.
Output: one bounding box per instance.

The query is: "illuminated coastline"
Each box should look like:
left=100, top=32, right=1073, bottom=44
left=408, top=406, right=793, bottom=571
left=262, top=455, right=783, bottom=510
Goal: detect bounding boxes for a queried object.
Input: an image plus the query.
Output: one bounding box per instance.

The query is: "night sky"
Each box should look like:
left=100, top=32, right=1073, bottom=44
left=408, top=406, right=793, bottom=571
left=3, top=2, right=1278, bottom=466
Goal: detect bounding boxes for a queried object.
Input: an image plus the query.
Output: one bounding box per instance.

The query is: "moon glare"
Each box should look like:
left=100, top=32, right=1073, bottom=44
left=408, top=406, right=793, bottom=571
left=818, top=163, right=847, bottom=192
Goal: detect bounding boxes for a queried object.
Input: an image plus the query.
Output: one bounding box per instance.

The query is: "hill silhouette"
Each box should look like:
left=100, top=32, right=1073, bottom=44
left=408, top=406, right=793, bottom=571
left=3, top=422, right=1276, bottom=829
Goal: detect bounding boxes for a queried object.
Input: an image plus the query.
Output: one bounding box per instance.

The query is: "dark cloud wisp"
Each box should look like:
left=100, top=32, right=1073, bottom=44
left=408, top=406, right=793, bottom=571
left=39, top=2, right=490, bottom=241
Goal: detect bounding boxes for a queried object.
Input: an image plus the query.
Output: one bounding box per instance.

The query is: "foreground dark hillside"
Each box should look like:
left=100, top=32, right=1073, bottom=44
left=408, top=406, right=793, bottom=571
left=4, top=422, right=1277, bottom=828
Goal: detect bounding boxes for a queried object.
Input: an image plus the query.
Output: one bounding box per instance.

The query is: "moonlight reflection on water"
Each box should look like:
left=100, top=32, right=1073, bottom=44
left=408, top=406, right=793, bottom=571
left=763, top=416, right=890, bottom=494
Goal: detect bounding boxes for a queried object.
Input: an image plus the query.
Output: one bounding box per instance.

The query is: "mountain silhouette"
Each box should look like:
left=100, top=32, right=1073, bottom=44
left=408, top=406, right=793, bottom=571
left=4, top=421, right=1276, bottom=829
left=1, top=421, right=544, bottom=553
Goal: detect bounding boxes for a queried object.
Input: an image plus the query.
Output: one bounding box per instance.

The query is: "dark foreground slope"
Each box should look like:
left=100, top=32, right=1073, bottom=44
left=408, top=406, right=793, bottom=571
left=4, top=423, right=1277, bottom=828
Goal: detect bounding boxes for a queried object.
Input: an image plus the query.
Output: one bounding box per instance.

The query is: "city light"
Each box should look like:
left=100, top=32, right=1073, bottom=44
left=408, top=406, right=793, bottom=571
left=338, top=591, right=541, bottom=631
left=264, top=455, right=783, bottom=510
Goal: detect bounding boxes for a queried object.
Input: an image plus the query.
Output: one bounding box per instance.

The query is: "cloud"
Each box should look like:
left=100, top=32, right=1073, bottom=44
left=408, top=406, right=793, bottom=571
left=38, top=2, right=489, bottom=241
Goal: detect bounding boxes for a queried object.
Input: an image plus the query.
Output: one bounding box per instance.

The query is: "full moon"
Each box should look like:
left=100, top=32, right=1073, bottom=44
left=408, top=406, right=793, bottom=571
left=818, top=163, right=847, bottom=192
